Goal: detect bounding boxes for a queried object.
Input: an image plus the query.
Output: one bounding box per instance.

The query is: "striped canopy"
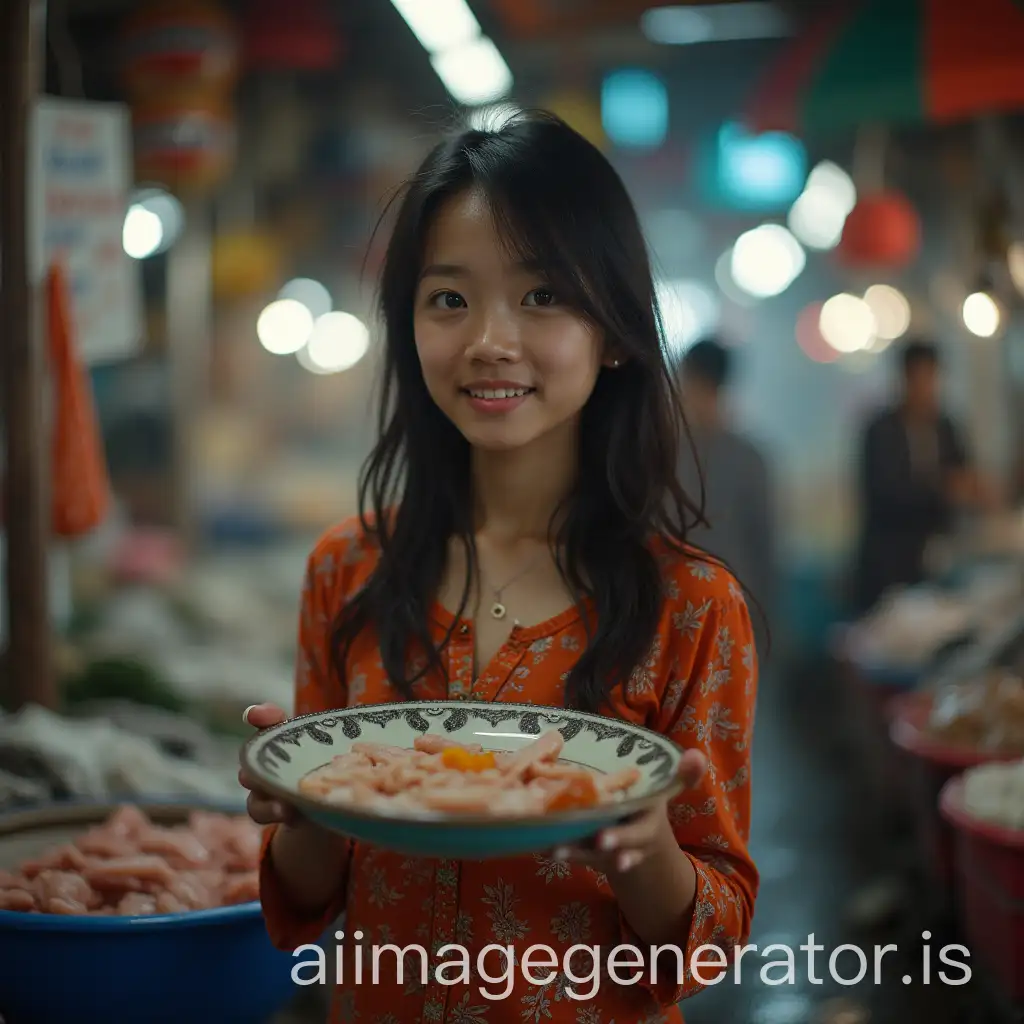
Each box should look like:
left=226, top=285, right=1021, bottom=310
left=746, top=0, right=1024, bottom=136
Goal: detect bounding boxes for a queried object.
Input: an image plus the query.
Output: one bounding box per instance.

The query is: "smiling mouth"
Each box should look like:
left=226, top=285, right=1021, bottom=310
left=462, top=387, right=536, bottom=400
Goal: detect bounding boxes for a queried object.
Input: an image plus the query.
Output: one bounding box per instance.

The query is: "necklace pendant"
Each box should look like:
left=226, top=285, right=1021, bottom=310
left=490, top=601, right=507, bottom=620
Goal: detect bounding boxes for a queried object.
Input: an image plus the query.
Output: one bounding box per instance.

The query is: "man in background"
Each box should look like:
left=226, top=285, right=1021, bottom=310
left=852, top=339, right=995, bottom=613
left=677, top=338, right=778, bottom=662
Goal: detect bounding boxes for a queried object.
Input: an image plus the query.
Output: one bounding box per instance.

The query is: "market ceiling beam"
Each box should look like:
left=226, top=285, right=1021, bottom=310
left=0, top=0, right=56, bottom=711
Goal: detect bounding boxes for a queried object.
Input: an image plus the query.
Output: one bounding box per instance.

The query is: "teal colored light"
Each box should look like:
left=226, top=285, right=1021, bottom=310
left=601, top=69, right=668, bottom=150
left=706, top=122, right=807, bottom=212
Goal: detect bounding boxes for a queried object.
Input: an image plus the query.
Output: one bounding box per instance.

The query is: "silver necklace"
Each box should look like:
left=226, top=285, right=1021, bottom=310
left=484, top=554, right=544, bottom=620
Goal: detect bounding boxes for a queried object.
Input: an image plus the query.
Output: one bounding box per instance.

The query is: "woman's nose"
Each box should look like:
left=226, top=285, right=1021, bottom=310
left=465, top=307, right=521, bottom=362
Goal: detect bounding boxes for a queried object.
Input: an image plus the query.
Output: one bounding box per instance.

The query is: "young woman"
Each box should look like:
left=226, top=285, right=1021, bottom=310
left=241, top=110, right=759, bottom=1024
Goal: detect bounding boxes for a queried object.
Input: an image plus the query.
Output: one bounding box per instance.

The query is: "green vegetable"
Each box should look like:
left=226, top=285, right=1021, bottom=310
left=63, top=658, right=188, bottom=714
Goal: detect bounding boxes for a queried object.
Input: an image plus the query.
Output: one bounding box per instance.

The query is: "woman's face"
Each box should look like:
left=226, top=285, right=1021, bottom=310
left=414, top=188, right=612, bottom=453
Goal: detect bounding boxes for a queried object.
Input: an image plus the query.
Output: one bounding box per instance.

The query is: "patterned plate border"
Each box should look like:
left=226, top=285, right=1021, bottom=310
left=241, top=700, right=685, bottom=829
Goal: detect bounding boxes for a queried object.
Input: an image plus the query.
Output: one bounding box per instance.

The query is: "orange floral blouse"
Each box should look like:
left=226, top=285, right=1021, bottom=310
left=260, top=516, right=759, bottom=1024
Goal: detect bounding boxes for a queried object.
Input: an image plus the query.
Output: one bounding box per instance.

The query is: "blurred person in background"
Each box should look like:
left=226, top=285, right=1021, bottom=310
left=852, top=339, right=997, bottom=613
left=677, top=337, right=778, bottom=663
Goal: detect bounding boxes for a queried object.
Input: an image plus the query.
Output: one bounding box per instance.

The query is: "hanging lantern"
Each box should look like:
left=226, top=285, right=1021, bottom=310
left=132, top=91, right=236, bottom=196
left=122, top=0, right=238, bottom=96
left=243, top=0, right=343, bottom=72
left=837, top=191, right=921, bottom=270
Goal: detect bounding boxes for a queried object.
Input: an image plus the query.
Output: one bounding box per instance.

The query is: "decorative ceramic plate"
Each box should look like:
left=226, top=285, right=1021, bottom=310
left=241, top=700, right=684, bottom=859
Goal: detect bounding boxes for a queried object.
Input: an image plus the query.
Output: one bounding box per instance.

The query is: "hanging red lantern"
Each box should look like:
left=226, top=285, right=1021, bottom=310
left=243, top=0, right=343, bottom=72
left=837, top=191, right=921, bottom=270
left=132, top=90, right=236, bottom=196
left=123, top=0, right=238, bottom=96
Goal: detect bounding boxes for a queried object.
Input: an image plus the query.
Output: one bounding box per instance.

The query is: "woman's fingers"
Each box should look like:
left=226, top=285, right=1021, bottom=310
left=595, top=807, right=661, bottom=854
left=551, top=843, right=599, bottom=866
left=246, top=790, right=289, bottom=825
left=241, top=702, right=296, bottom=825
left=677, top=749, right=708, bottom=789
left=243, top=703, right=288, bottom=729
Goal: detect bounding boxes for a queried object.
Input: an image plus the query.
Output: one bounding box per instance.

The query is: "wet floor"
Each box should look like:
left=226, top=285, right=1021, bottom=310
left=682, top=658, right=999, bottom=1024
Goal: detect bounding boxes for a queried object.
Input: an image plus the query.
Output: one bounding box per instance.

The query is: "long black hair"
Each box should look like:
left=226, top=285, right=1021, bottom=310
left=331, top=109, right=711, bottom=714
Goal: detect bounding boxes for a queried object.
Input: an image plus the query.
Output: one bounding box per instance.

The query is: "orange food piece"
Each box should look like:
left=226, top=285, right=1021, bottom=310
left=545, top=775, right=599, bottom=811
left=440, top=747, right=497, bottom=772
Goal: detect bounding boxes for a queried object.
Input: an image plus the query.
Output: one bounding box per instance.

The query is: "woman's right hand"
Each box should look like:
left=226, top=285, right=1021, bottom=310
left=239, top=703, right=300, bottom=827
left=240, top=702, right=350, bottom=914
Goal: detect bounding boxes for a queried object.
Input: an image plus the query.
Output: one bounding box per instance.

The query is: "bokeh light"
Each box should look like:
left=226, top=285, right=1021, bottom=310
left=1008, top=242, right=1024, bottom=297
left=730, top=224, right=806, bottom=298
left=301, top=311, right=370, bottom=373
left=122, top=187, right=184, bottom=259
left=122, top=206, right=164, bottom=260
left=961, top=291, right=1000, bottom=338
left=601, top=69, right=668, bottom=149
left=862, top=284, right=911, bottom=346
left=819, top=294, right=876, bottom=354
left=257, top=299, right=315, bottom=355
left=786, top=161, right=856, bottom=251
left=278, top=278, right=333, bottom=320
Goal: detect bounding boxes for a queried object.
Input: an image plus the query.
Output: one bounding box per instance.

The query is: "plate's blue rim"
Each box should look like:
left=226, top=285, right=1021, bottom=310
left=0, top=795, right=262, bottom=932
left=241, top=698, right=685, bottom=829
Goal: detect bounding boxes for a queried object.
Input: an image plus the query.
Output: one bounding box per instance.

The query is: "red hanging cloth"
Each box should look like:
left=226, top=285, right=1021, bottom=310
left=47, top=261, right=111, bottom=537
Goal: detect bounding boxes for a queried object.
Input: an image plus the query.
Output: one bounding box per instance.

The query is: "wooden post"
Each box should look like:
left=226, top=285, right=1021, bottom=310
left=0, top=0, right=56, bottom=710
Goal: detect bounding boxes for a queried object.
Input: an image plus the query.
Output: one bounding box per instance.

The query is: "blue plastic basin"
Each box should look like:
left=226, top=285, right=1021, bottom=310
left=0, top=799, right=299, bottom=1024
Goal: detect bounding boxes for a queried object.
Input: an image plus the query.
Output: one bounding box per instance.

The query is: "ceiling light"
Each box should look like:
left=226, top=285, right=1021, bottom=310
left=390, top=0, right=479, bottom=53
left=430, top=36, right=513, bottom=107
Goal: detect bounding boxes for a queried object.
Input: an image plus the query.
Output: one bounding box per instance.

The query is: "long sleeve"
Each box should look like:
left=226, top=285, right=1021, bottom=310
left=259, top=540, right=354, bottom=951
left=617, top=575, right=760, bottom=1006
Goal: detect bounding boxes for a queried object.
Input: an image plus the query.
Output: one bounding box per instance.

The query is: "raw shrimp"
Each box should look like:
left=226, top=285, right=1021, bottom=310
left=0, top=806, right=263, bottom=917
left=297, top=728, right=643, bottom=816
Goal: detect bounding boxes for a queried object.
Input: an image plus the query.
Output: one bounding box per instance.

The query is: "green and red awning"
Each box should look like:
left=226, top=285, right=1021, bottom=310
left=747, top=0, right=1024, bottom=136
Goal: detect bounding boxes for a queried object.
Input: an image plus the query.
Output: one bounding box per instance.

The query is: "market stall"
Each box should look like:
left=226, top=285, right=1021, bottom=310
left=833, top=510, right=1024, bottom=1020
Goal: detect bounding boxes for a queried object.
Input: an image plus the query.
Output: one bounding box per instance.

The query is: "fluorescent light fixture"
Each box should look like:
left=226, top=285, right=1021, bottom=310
left=390, top=0, right=480, bottom=54
left=641, top=3, right=791, bottom=45
left=431, top=36, right=513, bottom=107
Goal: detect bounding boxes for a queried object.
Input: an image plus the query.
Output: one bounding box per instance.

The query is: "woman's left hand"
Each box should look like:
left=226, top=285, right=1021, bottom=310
left=552, top=749, right=708, bottom=876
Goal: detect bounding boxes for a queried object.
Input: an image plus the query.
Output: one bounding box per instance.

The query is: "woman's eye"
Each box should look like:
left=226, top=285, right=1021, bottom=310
left=430, top=290, right=466, bottom=310
left=523, top=288, right=557, bottom=307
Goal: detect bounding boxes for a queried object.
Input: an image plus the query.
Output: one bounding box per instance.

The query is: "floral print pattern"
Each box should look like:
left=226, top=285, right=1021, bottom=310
left=260, top=517, right=759, bottom=1023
